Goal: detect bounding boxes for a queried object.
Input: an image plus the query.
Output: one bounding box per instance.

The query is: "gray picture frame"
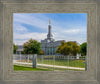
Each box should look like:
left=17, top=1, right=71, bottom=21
left=0, top=0, right=100, bottom=84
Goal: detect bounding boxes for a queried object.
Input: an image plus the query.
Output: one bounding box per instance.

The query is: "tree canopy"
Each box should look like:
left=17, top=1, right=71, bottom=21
left=13, top=44, right=18, bottom=54
left=39, top=50, right=44, bottom=55
left=23, top=39, right=41, bottom=54
left=56, top=41, right=80, bottom=56
left=80, top=42, right=87, bottom=56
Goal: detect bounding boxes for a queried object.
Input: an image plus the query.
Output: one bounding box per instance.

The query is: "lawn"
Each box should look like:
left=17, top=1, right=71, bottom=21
left=37, top=59, right=85, bottom=68
left=16, top=58, right=85, bottom=68
left=14, top=65, right=50, bottom=71
left=14, top=65, right=84, bottom=71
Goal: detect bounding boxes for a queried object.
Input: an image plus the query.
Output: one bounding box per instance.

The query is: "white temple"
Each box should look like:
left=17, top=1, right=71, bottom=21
left=41, top=20, right=65, bottom=55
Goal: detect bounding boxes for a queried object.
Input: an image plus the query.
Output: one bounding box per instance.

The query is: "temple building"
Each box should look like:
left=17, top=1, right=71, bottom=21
left=41, top=20, right=65, bottom=55
left=16, top=45, right=23, bottom=54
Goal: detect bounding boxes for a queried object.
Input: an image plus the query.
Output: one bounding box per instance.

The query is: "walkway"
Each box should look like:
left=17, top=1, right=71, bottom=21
left=13, top=61, right=85, bottom=70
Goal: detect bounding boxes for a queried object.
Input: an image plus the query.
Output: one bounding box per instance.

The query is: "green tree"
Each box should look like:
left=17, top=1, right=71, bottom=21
left=39, top=50, right=44, bottom=55
left=23, top=39, right=41, bottom=54
left=56, top=41, right=65, bottom=53
left=56, top=41, right=80, bottom=56
left=80, top=42, right=87, bottom=56
left=13, top=44, right=18, bottom=54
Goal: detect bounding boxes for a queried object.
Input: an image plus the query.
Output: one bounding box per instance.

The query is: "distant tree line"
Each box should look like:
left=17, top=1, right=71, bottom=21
left=13, top=44, right=18, bottom=54
left=80, top=42, right=87, bottom=56
left=13, top=39, right=87, bottom=56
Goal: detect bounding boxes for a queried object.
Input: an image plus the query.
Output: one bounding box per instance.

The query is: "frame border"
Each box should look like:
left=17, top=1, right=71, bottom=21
left=0, top=0, right=100, bottom=84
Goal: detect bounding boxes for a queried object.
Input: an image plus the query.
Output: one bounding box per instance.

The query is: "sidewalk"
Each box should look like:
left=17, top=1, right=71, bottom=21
left=14, top=61, right=85, bottom=70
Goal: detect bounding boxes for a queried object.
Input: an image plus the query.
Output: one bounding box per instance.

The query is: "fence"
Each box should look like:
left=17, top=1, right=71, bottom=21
left=13, top=54, right=86, bottom=71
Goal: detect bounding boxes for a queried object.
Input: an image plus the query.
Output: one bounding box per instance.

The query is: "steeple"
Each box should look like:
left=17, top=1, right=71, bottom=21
left=47, top=19, right=53, bottom=39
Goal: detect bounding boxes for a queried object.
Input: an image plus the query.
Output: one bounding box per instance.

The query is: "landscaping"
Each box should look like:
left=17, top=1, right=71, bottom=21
left=37, top=59, right=85, bottom=68
left=14, top=65, right=84, bottom=71
left=14, top=65, right=50, bottom=71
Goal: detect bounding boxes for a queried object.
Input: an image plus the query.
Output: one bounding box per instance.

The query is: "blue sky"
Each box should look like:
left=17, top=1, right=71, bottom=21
left=13, top=13, right=87, bottom=45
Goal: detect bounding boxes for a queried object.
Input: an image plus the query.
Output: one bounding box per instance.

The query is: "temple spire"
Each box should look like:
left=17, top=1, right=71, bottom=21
left=47, top=19, right=53, bottom=39
left=49, top=19, right=51, bottom=24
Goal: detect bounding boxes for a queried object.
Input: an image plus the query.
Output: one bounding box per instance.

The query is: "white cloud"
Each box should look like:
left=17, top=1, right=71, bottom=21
left=14, top=23, right=28, bottom=32
left=14, top=14, right=49, bottom=30
left=63, top=29, right=80, bottom=33
left=13, top=13, right=87, bottom=45
left=14, top=28, right=86, bottom=45
left=14, top=32, right=47, bottom=45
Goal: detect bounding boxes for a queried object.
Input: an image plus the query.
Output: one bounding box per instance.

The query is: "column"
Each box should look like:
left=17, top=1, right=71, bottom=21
left=54, top=47, right=55, bottom=55
left=45, top=47, right=47, bottom=55
left=52, top=47, right=53, bottom=55
left=49, top=47, right=50, bottom=55
left=32, top=54, right=37, bottom=68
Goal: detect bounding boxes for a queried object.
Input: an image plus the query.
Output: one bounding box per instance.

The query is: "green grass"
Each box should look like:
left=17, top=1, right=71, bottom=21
left=37, top=59, right=85, bottom=68
left=14, top=65, right=50, bottom=71
left=17, top=58, right=85, bottom=68
left=14, top=65, right=84, bottom=71
left=37, top=65, right=84, bottom=71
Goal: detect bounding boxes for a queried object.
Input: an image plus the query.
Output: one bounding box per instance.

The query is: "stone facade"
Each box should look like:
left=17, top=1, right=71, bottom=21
left=41, top=20, right=64, bottom=55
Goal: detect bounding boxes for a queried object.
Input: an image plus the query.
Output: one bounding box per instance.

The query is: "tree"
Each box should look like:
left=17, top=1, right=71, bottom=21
left=39, top=50, right=44, bottom=55
left=56, top=41, right=65, bottom=53
left=56, top=41, right=80, bottom=56
left=80, top=42, right=87, bottom=56
left=13, top=44, right=18, bottom=54
left=23, top=39, right=41, bottom=54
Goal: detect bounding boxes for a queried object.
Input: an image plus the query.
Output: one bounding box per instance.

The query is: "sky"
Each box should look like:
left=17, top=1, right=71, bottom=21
left=13, top=13, right=87, bottom=45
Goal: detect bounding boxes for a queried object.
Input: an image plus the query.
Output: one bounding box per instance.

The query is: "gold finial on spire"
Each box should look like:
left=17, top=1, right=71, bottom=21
left=49, top=19, right=51, bottom=24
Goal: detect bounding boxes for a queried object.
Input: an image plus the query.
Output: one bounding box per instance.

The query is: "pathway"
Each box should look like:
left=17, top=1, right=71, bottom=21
left=13, top=61, right=85, bottom=70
